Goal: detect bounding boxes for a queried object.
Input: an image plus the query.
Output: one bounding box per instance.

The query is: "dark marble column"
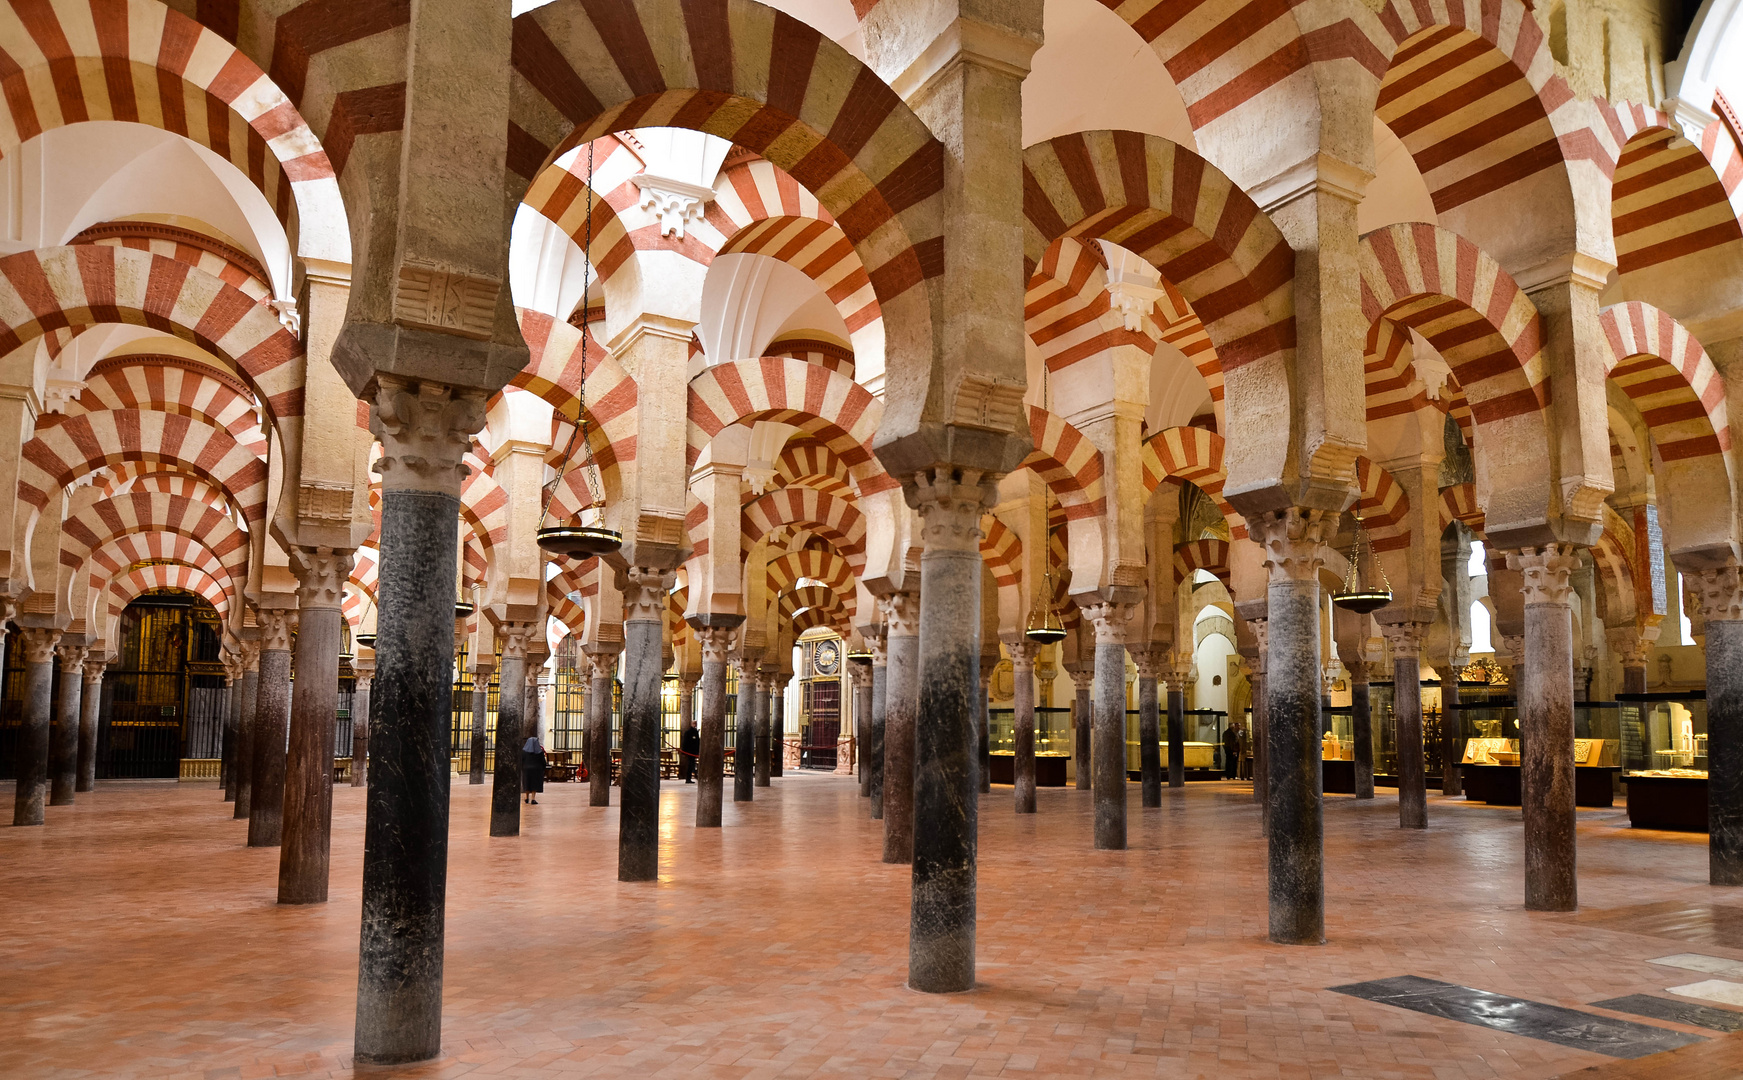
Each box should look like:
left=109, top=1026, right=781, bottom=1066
left=1380, top=622, right=1429, bottom=830
left=694, top=625, right=736, bottom=827
left=1691, top=567, right=1742, bottom=885
left=233, top=647, right=259, bottom=819
left=1069, top=668, right=1092, bottom=790
left=1253, top=508, right=1334, bottom=945
left=1349, top=659, right=1374, bottom=799
left=732, top=655, right=756, bottom=802
left=280, top=548, right=353, bottom=904
left=1082, top=603, right=1134, bottom=850
left=771, top=681, right=785, bottom=778
left=619, top=568, right=674, bottom=883
left=77, top=658, right=105, bottom=794
left=907, top=472, right=988, bottom=994
left=1165, top=657, right=1190, bottom=792
left=881, top=591, right=919, bottom=864
left=1439, top=656, right=1463, bottom=797
left=1251, top=617, right=1270, bottom=828
left=468, top=661, right=491, bottom=786
left=1508, top=545, right=1580, bottom=912
left=978, top=661, right=993, bottom=795
left=489, top=624, right=533, bottom=838
left=1134, top=649, right=1163, bottom=805
left=248, top=611, right=295, bottom=847
left=1009, top=640, right=1038, bottom=814
left=754, top=670, right=772, bottom=788
left=352, top=377, right=486, bottom=1065
left=586, top=650, right=616, bottom=806
left=220, top=666, right=237, bottom=801
left=352, top=667, right=374, bottom=788
left=12, top=628, right=60, bottom=826
left=855, top=660, right=873, bottom=796
left=49, top=642, right=88, bottom=806
left=869, top=633, right=887, bottom=819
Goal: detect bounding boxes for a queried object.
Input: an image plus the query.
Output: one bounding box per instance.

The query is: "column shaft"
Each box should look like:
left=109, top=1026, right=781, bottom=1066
left=77, top=668, right=104, bottom=793
left=49, top=650, right=84, bottom=806
left=352, top=676, right=373, bottom=788
left=1440, top=673, right=1462, bottom=797
left=468, top=675, right=488, bottom=785
left=1092, top=640, right=1128, bottom=850
left=883, top=616, right=919, bottom=864
left=234, top=666, right=258, bottom=819
left=1709, top=617, right=1743, bottom=884
left=1352, top=672, right=1374, bottom=799
left=248, top=640, right=293, bottom=847
left=221, top=680, right=237, bottom=801
left=771, top=688, right=784, bottom=777
left=1139, top=675, right=1161, bottom=804
left=618, top=604, right=665, bottom=883
left=733, top=662, right=755, bottom=802
left=696, top=653, right=728, bottom=827
left=11, top=630, right=58, bottom=826
left=1267, top=572, right=1323, bottom=943
left=869, top=659, right=887, bottom=818
left=1395, top=653, right=1426, bottom=828
left=857, top=673, right=872, bottom=796
left=1073, top=683, right=1091, bottom=790
left=588, top=661, right=613, bottom=806
left=754, top=675, right=771, bottom=788
left=978, top=670, right=991, bottom=795
left=281, top=572, right=348, bottom=904
left=1512, top=546, right=1578, bottom=912
left=490, top=650, right=527, bottom=837
left=1166, top=685, right=1186, bottom=791
left=1012, top=652, right=1036, bottom=814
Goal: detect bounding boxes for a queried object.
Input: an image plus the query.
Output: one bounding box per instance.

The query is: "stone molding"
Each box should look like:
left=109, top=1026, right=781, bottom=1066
left=1079, top=601, right=1134, bottom=647
left=369, top=375, right=489, bottom=496
left=910, top=468, right=996, bottom=554
left=20, top=627, right=61, bottom=665
left=633, top=174, right=713, bottom=239
left=55, top=643, right=89, bottom=671
left=1691, top=562, right=1743, bottom=623
left=1506, top=544, right=1580, bottom=606
left=259, top=610, right=296, bottom=653
left=880, top=591, right=920, bottom=638
left=1379, top=621, right=1429, bottom=658
left=293, top=547, right=354, bottom=610
left=697, top=626, right=735, bottom=665
left=1251, top=508, right=1338, bottom=583
left=622, top=567, right=676, bottom=623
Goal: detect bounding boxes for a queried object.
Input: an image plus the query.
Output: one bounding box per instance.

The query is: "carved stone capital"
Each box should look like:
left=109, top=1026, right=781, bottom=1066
left=1066, top=665, right=1095, bottom=694
left=850, top=664, right=872, bottom=689
left=880, top=591, right=920, bottom=638
left=239, top=641, right=261, bottom=672
left=1250, top=618, right=1269, bottom=676
left=20, top=627, right=61, bottom=665
left=584, top=651, right=620, bottom=681
left=697, top=625, right=735, bottom=665
left=355, top=673, right=374, bottom=695
left=55, top=642, right=88, bottom=671
left=1005, top=639, right=1040, bottom=673
left=1131, top=645, right=1167, bottom=682
left=369, top=375, right=488, bottom=496
left=1506, top=543, right=1579, bottom=606
left=1251, top=507, right=1339, bottom=584
left=1691, top=562, right=1743, bottom=623
left=292, top=546, right=354, bottom=610
left=1345, top=657, right=1370, bottom=684
left=82, top=658, right=107, bottom=681
left=1497, top=634, right=1525, bottom=669
left=1378, top=620, right=1429, bottom=659
left=868, top=629, right=888, bottom=667
left=497, top=621, right=538, bottom=662
left=1606, top=626, right=1651, bottom=667
left=1079, top=601, right=1134, bottom=647
left=259, top=609, right=296, bottom=652
left=622, top=567, right=676, bottom=623
left=908, top=467, right=997, bottom=554
left=730, top=655, right=758, bottom=680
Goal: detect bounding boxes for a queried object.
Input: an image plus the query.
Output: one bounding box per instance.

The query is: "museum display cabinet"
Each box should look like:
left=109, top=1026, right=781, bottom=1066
left=1619, top=692, right=1709, bottom=831
left=1125, top=709, right=1228, bottom=780
left=1455, top=698, right=1621, bottom=807
left=988, top=706, right=1071, bottom=786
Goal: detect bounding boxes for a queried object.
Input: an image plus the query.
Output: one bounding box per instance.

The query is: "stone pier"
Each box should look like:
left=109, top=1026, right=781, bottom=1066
left=694, top=626, right=735, bottom=827
left=1008, top=639, right=1038, bottom=814
left=1508, top=545, right=1580, bottom=912
left=1081, top=601, right=1134, bottom=850
left=1691, top=564, right=1742, bottom=886
left=619, top=568, right=674, bottom=883
left=49, top=641, right=87, bottom=806
left=281, top=547, right=353, bottom=904
left=1379, top=619, right=1429, bottom=830
left=12, top=628, right=60, bottom=826
left=248, top=611, right=295, bottom=848
left=882, top=591, right=919, bottom=865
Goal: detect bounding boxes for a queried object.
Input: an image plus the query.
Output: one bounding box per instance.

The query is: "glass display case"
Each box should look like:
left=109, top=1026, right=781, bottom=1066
left=988, top=706, right=1071, bottom=786
left=1452, top=698, right=1621, bottom=807
left=1619, top=692, right=1708, bottom=831
left=1125, top=709, right=1228, bottom=779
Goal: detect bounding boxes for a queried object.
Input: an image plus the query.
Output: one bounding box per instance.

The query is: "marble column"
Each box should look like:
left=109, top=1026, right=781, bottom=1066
left=1251, top=619, right=1269, bottom=814
left=1609, top=627, right=1651, bottom=695
left=619, top=567, right=674, bottom=883
left=1008, top=640, right=1039, bottom=814
left=1440, top=653, right=1465, bottom=797
left=49, top=641, right=88, bottom=806
left=1134, top=648, right=1163, bottom=805
left=232, top=645, right=259, bottom=819
left=978, top=661, right=993, bottom=795
left=1349, top=659, right=1374, bottom=799
left=12, top=628, right=60, bottom=825
left=853, top=663, right=873, bottom=796
left=1252, top=508, right=1335, bottom=945
left=77, top=658, right=106, bottom=794
left=220, top=664, right=238, bottom=801
left=353, top=376, right=487, bottom=1065
left=771, top=680, right=785, bottom=778
left=1069, top=667, right=1093, bottom=790
left=1507, top=545, right=1580, bottom=912
left=468, top=661, right=492, bottom=786
left=1690, top=565, right=1743, bottom=885
left=881, top=591, right=919, bottom=864
left=695, top=626, right=736, bottom=827
left=586, top=650, right=617, bottom=806
left=869, top=632, right=887, bottom=819
left=907, top=471, right=989, bottom=994
left=732, top=655, right=757, bottom=802
left=1164, top=655, right=1192, bottom=792
left=248, top=610, right=295, bottom=847
left=1079, top=603, right=1134, bottom=849
left=489, top=623, right=534, bottom=837
left=1380, top=621, right=1429, bottom=829
left=754, top=670, right=772, bottom=788
left=352, top=666, right=374, bottom=788
left=280, top=547, right=353, bottom=904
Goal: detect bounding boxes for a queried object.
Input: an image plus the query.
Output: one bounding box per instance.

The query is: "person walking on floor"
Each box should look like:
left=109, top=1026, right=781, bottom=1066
left=522, top=733, right=546, bottom=805
left=1223, top=723, right=1241, bottom=781
left=679, top=720, right=699, bottom=783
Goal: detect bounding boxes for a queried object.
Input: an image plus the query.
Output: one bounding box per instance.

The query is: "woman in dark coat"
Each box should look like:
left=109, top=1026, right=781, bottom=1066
left=521, top=734, right=546, bottom=804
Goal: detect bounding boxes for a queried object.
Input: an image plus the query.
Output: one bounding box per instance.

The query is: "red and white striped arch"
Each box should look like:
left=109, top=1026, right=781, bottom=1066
left=62, top=491, right=247, bottom=581
left=1439, top=481, right=1486, bottom=535
left=980, top=516, right=1022, bottom=590
left=103, top=561, right=230, bottom=626
left=741, top=489, right=865, bottom=570
left=75, top=355, right=266, bottom=458
left=75, top=222, right=271, bottom=300
left=0, top=0, right=345, bottom=255
left=1601, top=103, right=1743, bottom=282
left=765, top=547, right=855, bottom=602
left=718, top=216, right=879, bottom=336
left=779, top=583, right=849, bottom=623
left=1173, top=538, right=1230, bottom=585
left=1022, top=406, right=1106, bottom=520
left=96, top=463, right=244, bottom=525
left=1139, top=425, right=1243, bottom=538
left=20, top=410, right=267, bottom=522
left=1353, top=458, right=1410, bottom=553
left=688, top=357, right=894, bottom=496
left=0, top=246, right=304, bottom=418
left=771, top=438, right=854, bottom=499
left=514, top=310, right=638, bottom=462
left=1599, top=302, right=1729, bottom=464
left=1024, top=237, right=1162, bottom=374
left=87, top=532, right=238, bottom=607
left=519, top=137, right=685, bottom=286
left=459, top=452, right=509, bottom=564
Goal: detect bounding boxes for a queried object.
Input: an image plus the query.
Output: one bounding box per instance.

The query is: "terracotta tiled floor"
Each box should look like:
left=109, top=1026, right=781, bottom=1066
left=3, top=774, right=1743, bottom=1079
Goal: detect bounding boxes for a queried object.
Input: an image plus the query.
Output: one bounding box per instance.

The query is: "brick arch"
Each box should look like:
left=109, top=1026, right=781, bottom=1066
left=1025, top=237, right=1161, bottom=368
left=687, top=357, right=894, bottom=495
left=99, top=461, right=245, bottom=521
left=1139, top=425, right=1244, bottom=539
left=1173, top=538, right=1230, bottom=585
left=779, top=583, right=848, bottom=623
left=0, top=247, right=304, bottom=420
left=1021, top=406, right=1105, bottom=520
left=88, top=533, right=239, bottom=612
left=102, top=563, right=232, bottom=638
left=717, top=215, right=879, bottom=337
left=75, top=356, right=267, bottom=458
left=62, top=492, right=248, bottom=587
left=1351, top=457, right=1411, bottom=553
left=0, top=0, right=347, bottom=259
left=765, top=547, right=855, bottom=602
left=74, top=221, right=273, bottom=300
left=980, top=517, right=1022, bottom=590
left=1600, top=103, right=1743, bottom=290
left=1439, top=482, right=1486, bottom=536
left=1599, top=302, right=1730, bottom=463
left=509, top=0, right=943, bottom=395
left=459, top=451, right=509, bottom=566
left=1591, top=504, right=1640, bottom=628
left=772, top=438, right=854, bottom=498
left=741, top=489, right=865, bottom=571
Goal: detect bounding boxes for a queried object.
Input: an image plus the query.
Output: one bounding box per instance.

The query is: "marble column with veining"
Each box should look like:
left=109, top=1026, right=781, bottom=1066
left=77, top=658, right=106, bottom=794
left=907, top=471, right=989, bottom=994
left=249, top=611, right=295, bottom=848
left=352, top=666, right=374, bottom=788
left=1381, top=622, right=1429, bottom=830
left=12, top=628, right=60, bottom=825
left=695, top=626, right=736, bottom=827
left=1008, top=640, right=1039, bottom=814
left=754, top=670, right=773, bottom=788
left=1691, top=564, right=1743, bottom=885
left=1439, top=654, right=1464, bottom=797
left=978, top=660, right=993, bottom=795
left=281, top=547, right=353, bottom=904
left=49, top=641, right=88, bottom=806
left=1252, top=509, right=1335, bottom=945
left=232, top=645, right=259, bottom=819
left=882, top=591, right=920, bottom=864
left=854, top=663, right=873, bottom=795
left=1507, top=545, right=1580, bottom=912
left=353, top=378, right=488, bottom=1065
left=489, top=624, right=534, bottom=837
left=1069, top=667, right=1093, bottom=790
left=1134, top=648, right=1163, bottom=806
left=586, top=651, right=617, bottom=806
left=1080, top=602, right=1134, bottom=850
left=220, top=665, right=238, bottom=801
left=619, top=568, right=673, bottom=883
left=1348, top=659, right=1374, bottom=799
left=1164, top=656, right=1192, bottom=793
left=771, top=681, right=785, bottom=778
left=869, top=632, right=887, bottom=819
left=468, top=660, right=492, bottom=786
left=732, top=655, right=756, bottom=802
left=1249, top=617, right=1270, bottom=828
